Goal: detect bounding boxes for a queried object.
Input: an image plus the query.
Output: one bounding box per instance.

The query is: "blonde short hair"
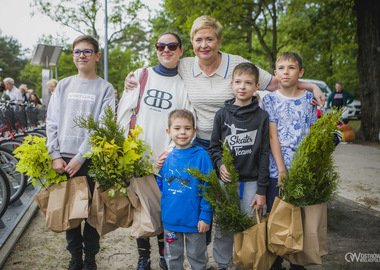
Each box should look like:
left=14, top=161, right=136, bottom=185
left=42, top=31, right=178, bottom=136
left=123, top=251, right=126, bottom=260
left=47, top=79, right=58, bottom=88
left=19, top=84, right=28, bottom=93
left=190, top=15, right=222, bottom=41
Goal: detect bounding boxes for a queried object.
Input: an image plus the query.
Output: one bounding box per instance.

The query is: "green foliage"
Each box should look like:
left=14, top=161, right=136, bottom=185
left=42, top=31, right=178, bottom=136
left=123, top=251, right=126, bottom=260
left=13, top=136, right=67, bottom=190
left=279, top=110, right=342, bottom=206
left=281, top=0, right=359, bottom=97
left=18, top=64, right=43, bottom=97
left=108, top=47, right=143, bottom=91
left=75, top=105, right=153, bottom=196
left=56, top=50, right=79, bottom=80
left=188, top=143, right=254, bottom=232
left=0, top=34, right=28, bottom=82
left=160, top=0, right=359, bottom=95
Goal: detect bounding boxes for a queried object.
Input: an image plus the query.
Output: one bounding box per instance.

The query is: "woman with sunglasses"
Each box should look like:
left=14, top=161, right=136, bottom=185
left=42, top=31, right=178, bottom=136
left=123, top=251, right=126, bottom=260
left=117, top=32, right=192, bottom=270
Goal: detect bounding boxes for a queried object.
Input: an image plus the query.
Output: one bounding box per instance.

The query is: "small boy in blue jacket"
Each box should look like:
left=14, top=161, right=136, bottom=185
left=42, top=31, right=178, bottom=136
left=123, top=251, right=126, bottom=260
left=158, top=109, right=213, bottom=269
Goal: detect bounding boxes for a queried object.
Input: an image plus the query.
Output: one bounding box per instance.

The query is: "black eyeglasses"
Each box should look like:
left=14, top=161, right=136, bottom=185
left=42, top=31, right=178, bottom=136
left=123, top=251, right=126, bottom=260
left=155, top=42, right=180, bottom=52
left=72, top=49, right=96, bottom=57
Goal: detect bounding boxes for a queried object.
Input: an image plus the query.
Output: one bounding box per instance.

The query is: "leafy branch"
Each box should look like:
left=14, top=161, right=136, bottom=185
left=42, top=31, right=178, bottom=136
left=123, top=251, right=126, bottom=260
left=75, top=105, right=153, bottom=197
left=13, top=136, right=67, bottom=190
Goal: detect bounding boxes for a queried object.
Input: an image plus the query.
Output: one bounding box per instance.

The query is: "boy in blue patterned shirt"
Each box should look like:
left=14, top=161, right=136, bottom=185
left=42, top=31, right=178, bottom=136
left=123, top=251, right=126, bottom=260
left=262, top=52, right=317, bottom=270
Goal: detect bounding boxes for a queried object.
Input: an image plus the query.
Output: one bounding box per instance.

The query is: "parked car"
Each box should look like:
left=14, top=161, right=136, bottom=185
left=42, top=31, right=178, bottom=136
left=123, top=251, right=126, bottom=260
left=299, top=79, right=361, bottom=119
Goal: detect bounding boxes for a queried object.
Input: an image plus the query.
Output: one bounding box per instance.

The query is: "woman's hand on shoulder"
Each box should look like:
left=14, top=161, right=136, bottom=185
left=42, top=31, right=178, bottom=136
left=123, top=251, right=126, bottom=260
left=124, top=72, right=138, bottom=92
left=310, top=84, right=326, bottom=107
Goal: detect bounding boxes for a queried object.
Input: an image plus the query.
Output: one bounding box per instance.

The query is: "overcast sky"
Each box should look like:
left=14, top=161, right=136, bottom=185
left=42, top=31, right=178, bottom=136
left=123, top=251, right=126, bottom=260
left=0, top=0, right=162, bottom=56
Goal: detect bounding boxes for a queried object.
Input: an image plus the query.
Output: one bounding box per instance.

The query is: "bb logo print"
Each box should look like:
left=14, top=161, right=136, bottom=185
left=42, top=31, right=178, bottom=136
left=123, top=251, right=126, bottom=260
left=144, top=89, right=173, bottom=109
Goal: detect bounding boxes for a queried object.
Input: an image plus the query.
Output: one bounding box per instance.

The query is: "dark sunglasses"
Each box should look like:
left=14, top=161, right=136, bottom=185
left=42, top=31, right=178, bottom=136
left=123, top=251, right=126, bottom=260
left=155, top=42, right=180, bottom=52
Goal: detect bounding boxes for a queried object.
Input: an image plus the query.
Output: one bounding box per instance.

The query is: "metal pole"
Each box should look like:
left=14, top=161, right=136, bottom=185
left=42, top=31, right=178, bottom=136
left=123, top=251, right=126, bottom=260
left=104, top=0, right=109, bottom=81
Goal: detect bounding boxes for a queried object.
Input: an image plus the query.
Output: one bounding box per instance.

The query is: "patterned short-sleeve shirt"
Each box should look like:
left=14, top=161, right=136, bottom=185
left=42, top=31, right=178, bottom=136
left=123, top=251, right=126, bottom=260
left=262, top=90, right=317, bottom=178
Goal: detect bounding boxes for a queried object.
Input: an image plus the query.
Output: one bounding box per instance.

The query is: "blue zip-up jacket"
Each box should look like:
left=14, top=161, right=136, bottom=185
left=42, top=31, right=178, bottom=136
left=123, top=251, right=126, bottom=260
left=159, top=146, right=213, bottom=233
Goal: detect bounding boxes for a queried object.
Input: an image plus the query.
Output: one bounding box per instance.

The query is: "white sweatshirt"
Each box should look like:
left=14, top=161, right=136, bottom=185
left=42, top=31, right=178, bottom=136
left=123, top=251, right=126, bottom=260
left=117, top=67, right=193, bottom=163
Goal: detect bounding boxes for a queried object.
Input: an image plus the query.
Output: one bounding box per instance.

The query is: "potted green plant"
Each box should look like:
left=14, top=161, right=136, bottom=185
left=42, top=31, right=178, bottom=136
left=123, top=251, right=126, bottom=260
left=279, top=110, right=342, bottom=266
left=75, top=105, right=155, bottom=230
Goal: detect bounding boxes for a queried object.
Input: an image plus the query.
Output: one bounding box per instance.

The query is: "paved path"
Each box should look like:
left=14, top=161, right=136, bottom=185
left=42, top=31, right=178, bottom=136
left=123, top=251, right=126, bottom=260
left=333, top=142, right=380, bottom=212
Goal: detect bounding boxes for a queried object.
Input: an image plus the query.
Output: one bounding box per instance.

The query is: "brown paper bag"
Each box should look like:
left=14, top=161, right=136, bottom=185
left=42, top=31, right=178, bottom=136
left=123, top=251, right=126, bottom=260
left=267, top=196, right=303, bottom=256
left=45, top=176, right=91, bottom=233
left=87, top=183, right=118, bottom=236
left=233, top=209, right=277, bottom=270
left=127, top=174, right=163, bottom=238
left=286, top=202, right=328, bottom=266
left=34, top=189, right=50, bottom=216
left=99, top=187, right=133, bottom=228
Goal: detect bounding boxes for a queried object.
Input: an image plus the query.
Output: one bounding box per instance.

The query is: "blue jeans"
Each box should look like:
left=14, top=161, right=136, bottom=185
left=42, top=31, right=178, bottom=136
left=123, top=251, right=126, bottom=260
left=63, top=158, right=100, bottom=262
left=266, top=177, right=280, bottom=213
left=192, top=137, right=213, bottom=246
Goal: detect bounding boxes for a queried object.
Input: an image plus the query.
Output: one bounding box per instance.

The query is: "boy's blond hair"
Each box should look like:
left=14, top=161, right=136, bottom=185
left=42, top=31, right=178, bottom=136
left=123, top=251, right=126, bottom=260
left=168, top=109, right=195, bottom=128
left=47, top=79, right=58, bottom=88
left=276, top=52, right=303, bottom=70
left=190, top=15, right=222, bottom=41
left=19, top=84, right=28, bottom=93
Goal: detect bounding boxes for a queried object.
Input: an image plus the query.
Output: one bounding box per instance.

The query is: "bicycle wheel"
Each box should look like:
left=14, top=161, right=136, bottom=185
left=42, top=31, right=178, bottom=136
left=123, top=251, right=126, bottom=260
left=0, top=167, right=10, bottom=218
left=17, top=131, right=46, bottom=140
left=34, top=129, right=46, bottom=137
left=0, top=147, right=27, bottom=204
left=0, top=139, right=23, bottom=152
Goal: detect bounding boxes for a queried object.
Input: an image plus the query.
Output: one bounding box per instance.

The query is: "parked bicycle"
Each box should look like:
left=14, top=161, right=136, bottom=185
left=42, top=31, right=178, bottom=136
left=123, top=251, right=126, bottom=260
left=0, top=166, right=11, bottom=219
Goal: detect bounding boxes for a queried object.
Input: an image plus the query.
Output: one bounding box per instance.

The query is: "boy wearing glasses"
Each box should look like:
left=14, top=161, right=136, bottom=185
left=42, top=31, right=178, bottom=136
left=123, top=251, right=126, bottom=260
left=46, top=35, right=114, bottom=270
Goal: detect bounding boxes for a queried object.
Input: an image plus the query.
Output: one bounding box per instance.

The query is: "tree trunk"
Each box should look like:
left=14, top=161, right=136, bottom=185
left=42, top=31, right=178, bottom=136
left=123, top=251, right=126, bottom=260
left=354, top=0, right=380, bottom=141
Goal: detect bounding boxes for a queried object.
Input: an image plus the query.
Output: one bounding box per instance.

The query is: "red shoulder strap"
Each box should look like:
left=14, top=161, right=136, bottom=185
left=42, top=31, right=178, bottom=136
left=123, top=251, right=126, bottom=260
left=129, top=67, right=148, bottom=133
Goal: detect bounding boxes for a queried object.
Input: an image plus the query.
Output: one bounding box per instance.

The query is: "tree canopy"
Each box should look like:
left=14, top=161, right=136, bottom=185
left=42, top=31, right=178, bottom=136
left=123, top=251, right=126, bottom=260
left=9, top=0, right=379, bottom=141
left=0, top=34, right=27, bottom=83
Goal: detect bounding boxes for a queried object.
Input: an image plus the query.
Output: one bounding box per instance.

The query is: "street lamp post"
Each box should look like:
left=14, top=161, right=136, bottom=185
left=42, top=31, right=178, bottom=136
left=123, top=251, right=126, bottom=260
left=104, top=0, right=109, bottom=81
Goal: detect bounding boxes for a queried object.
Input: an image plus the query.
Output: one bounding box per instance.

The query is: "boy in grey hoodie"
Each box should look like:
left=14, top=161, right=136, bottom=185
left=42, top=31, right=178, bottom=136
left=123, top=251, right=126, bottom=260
left=46, top=35, right=114, bottom=270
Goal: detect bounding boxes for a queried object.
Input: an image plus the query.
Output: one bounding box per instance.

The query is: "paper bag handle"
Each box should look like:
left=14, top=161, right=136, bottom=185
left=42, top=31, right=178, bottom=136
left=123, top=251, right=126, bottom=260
left=250, top=206, right=262, bottom=224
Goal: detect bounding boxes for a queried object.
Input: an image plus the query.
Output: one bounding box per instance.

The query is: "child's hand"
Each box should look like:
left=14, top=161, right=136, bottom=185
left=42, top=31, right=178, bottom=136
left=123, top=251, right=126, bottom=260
left=198, top=220, right=210, bottom=233
left=65, top=158, right=83, bottom=178
left=250, top=194, right=266, bottom=210
left=52, top=158, right=67, bottom=174
left=156, top=151, right=169, bottom=169
left=278, top=171, right=287, bottom=190
left=219, top=164, right=231, bottom=182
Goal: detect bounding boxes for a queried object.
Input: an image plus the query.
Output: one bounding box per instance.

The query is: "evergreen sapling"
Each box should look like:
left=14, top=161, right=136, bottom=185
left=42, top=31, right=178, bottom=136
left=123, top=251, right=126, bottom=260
left=279, top=110, right=342, bottom=207
left=188, top=143, right=255, bottom=232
